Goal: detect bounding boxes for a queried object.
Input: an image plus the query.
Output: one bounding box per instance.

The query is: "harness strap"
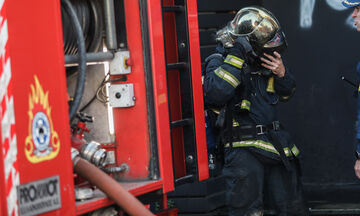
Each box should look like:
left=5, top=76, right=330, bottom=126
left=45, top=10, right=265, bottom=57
left=230, top=121, right=281, bottom=140
left=268, top=130, right=292, bottom=171
left=225, top=100, right=234, bottom=147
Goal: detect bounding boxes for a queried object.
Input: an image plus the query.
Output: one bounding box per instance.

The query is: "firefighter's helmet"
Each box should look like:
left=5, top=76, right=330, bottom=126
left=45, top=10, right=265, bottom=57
left=216, top=6, right=287, bottom=54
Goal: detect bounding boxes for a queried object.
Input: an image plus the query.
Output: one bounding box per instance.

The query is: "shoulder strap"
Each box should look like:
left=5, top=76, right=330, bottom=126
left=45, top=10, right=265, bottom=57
left=224, top=99, right=234, bottom=146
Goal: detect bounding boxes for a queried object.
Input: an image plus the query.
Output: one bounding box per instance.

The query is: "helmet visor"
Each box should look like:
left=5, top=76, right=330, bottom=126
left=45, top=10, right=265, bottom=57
left=263, top=30, right=287, bottom=49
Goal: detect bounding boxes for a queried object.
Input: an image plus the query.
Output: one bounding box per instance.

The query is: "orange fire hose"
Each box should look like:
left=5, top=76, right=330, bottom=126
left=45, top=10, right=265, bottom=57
left=73, top=157, right=154, bottom=216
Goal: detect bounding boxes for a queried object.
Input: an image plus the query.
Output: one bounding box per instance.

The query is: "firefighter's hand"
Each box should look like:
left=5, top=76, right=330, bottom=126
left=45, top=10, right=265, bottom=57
left=354, top=160, right=360, bottom=179
left=260, top=51, right=285, bottom=78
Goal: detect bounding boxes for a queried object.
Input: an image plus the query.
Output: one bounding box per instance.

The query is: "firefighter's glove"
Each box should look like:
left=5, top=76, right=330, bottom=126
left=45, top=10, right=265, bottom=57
left=227, top=36, right=252, bottom=60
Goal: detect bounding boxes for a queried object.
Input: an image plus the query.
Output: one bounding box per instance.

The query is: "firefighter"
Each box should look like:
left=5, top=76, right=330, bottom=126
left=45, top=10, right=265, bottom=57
left=341, top=0, right=360, bottom=179
left=203, top=6, right=308, bottom=216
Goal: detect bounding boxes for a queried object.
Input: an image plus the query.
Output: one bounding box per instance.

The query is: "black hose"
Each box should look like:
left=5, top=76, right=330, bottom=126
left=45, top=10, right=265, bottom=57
left=88, top=0, right=103, bottom=52
left=62, top=0, right=87, bottom=120
left=62, top=0, right=103, bottom=54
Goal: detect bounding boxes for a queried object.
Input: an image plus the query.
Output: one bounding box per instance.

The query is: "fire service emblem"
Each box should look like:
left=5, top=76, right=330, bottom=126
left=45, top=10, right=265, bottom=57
left=25, top=76, right=60, bottom=163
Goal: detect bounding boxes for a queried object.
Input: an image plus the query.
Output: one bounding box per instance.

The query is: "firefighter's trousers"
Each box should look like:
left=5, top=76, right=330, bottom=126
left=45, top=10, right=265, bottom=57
left=222, top=148, right=309, bottom=216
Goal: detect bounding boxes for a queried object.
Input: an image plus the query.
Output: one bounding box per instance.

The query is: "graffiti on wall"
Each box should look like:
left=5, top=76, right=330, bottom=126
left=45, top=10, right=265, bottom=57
left=300, top=0, right=355, bottom=29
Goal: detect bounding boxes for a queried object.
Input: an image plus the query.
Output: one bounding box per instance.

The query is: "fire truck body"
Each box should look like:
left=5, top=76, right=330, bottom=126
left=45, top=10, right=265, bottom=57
left=0, top=0, right=208, bottom=215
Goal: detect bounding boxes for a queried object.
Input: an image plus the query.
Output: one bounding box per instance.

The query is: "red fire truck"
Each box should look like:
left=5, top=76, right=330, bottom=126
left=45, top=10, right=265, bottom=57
left=0, top=0, right=209, bottom=215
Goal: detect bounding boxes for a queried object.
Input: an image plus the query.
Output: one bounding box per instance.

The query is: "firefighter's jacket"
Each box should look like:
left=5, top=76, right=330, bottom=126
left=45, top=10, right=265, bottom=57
left=356, top=63, right=360, bottom=154
left=203, top=44, right=300, bottom=160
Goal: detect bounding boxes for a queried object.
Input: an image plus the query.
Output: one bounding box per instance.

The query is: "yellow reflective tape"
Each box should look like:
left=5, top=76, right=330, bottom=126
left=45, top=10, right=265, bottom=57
left=343, top=0, right=360, bottom=5
left=291, top=145, right=300, bottom=156
left=284, top=147, right=293, bottom=156
left=210, top=108, right=220, bottom=114
left=225, top=140, right=294, bottom=157
left=242, top=100, right=251, bottom=106
left=281, top=95, right=290, bottom=100
left=240, top=99, right=251, bottom=111
left=233, top=119, right=239, bottom=127
left=214, top=67, right=240, bottom=88
left=224, top=54, right=244, bottom=69
left=266, top=77, right=275, bottom=93
left=280, top=87, right=295, bottom=101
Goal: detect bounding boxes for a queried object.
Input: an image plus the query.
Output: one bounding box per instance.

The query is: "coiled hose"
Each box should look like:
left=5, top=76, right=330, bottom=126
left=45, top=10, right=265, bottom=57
left=61, top=0, right=86, bottom=120
left=62, top=0, right=103, bottom=54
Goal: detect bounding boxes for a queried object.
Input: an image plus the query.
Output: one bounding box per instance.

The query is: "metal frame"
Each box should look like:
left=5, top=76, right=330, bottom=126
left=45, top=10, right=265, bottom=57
left=186, top=0, right=208, bottom=181
left=113, top=0, right=153, bottom=180
left=161, top=0, right=208, bottom=184
left=146, top=0, right=175, bottom=193
left=4, top=0, right=76, bottom=215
